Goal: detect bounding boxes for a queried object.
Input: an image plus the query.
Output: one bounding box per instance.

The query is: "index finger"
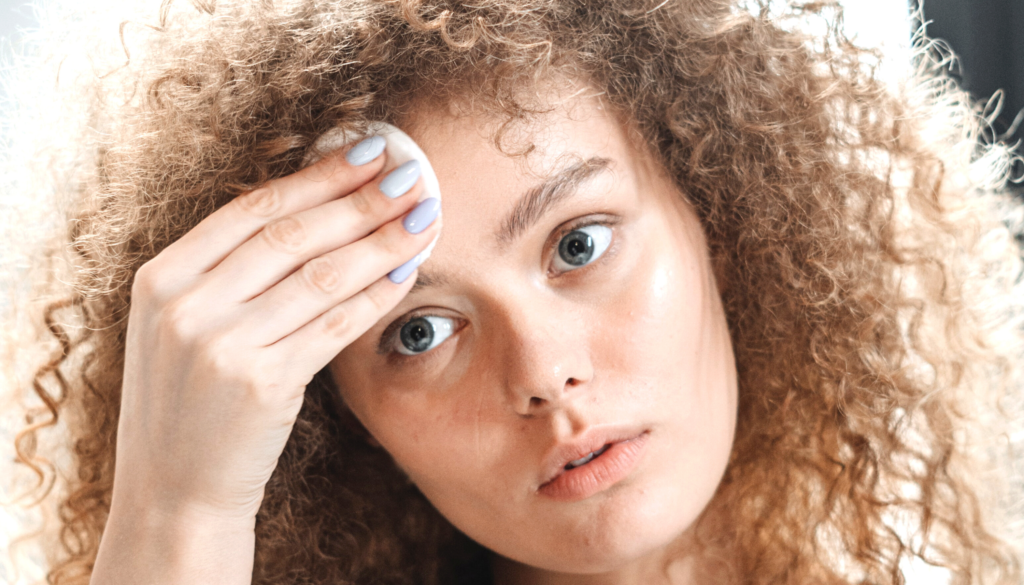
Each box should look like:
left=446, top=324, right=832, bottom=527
left=159, top=136, right=388, bottom=275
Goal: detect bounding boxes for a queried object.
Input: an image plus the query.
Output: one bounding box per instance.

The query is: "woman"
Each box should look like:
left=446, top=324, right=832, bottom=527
left=3, top=0, right=1023, bottom=583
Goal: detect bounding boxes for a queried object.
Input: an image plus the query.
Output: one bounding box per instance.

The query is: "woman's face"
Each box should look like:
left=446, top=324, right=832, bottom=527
left=329, top=95, right=738, bottom=577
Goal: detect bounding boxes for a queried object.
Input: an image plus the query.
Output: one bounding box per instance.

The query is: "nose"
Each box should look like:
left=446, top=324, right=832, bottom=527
left=498, top=302, right=595, bottom=417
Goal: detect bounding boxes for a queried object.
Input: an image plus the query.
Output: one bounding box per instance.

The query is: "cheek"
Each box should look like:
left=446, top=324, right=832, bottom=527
left=349, top=369, right=511, bottom=503
left=595, top=212, right=737, bottom=514
left=333, top=327, right=529, bottom=515
left=597, top=223, right=708, bottom=413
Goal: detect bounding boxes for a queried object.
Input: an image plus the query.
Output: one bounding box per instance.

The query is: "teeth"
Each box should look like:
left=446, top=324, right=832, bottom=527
left=564, top=444, right=610, bottom=470
left=567, top=453, right=595, bottom=469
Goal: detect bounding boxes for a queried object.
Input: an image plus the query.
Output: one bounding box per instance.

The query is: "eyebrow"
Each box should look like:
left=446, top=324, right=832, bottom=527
left=495, top=156, right=613, bottom=246
left=408, top=155, right=613, bottom=294
left=409, top=269, right=450, bottom=294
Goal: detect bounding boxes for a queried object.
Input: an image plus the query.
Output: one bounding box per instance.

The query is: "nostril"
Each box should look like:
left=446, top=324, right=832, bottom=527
left=529, top=396, right=545, bottom=408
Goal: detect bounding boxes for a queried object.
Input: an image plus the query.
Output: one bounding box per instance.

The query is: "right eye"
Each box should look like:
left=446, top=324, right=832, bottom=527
left=394, top=315, right=458, bottom=356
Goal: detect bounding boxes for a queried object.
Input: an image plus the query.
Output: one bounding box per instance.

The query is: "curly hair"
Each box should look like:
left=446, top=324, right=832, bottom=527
left=3, top=0, right=1024, bottom=583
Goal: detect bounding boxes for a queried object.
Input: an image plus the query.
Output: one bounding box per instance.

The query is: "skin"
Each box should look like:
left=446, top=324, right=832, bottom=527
left=94, top=110, right=440, bottom=585
left=330, top=93, right=740, bottom=584
left=91, top=82, right=736, bottom=585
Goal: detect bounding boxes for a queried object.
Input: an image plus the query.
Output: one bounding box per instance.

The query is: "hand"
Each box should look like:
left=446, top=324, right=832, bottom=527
left=113, top=138, right=440, bottom=525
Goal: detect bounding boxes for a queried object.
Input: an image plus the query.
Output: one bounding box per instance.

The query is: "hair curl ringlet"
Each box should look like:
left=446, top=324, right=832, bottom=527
left=3, top=0, right=1024, bottom=583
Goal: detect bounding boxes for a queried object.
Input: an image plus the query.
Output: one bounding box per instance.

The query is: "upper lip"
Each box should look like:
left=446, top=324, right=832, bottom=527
left=537, top=425, right=648, bottom=487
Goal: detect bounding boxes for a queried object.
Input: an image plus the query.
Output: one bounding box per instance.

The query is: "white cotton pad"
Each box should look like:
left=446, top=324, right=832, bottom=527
left=303, top=121, right=442, bottom=263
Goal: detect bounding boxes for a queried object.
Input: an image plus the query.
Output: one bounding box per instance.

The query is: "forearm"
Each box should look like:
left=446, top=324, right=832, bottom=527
left=91, top=498, right=256, bottom=585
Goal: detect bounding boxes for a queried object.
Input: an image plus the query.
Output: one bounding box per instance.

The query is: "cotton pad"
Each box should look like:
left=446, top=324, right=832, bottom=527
left=303, top=121, right=442, bottom=266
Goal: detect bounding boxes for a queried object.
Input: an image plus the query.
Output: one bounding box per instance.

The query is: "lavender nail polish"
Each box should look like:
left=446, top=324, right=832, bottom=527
left=403, top=197, right=441, bottom=234
left=345, top=135, right=386, bottom=166
left=389, top=249, right=429, bottom=284
left=379, top=160, right=422, bottom=199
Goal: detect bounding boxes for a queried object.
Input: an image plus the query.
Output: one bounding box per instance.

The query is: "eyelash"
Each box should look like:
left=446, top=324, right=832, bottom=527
left=378, top=216, right=620, bottom=363
left=544, top=216, right=618, bottom=278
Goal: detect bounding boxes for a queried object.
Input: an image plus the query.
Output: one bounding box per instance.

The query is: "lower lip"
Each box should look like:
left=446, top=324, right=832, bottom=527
left=538, top=431, right=650, bottom=502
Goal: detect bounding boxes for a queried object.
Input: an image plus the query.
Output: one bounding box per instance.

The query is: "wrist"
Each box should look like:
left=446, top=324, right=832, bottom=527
left=93, top=490, right=256, bottom=585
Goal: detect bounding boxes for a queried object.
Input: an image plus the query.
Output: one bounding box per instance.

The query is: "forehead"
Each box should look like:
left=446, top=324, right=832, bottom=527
left=399, top=95, right=642, bottom=278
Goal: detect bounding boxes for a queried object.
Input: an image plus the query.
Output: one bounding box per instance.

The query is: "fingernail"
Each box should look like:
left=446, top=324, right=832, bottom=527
left=388, top=248, right=429, bottom=284
left=345, top=135, right=386, bottom=166
left=379, top=160, right=421, bottom=199
left=403, top=197, right=441, bottom=234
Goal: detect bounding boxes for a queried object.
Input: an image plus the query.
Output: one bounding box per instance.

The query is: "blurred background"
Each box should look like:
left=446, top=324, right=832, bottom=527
left=4, top=0, right=1017, bottom=179
left=0, top=1, right=35, bottom=87
left=0, top=0, right=1020, bottom=583
left=0, top=1, right=34, bottom=48
left=912, top=0, right=1024, bottom=187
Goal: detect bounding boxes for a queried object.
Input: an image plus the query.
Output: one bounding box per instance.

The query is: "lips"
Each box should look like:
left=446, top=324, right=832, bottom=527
left=537, top=425, right=649, bottom=489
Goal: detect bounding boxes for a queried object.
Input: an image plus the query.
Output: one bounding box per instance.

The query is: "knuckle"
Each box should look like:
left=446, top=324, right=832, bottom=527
left=132, top=261, right=162, bottom=299
left=364, top=281, right=394, bottom=314
left=159, top=295, right=204, bottom=341
left=321, top=304, right=352, bottom=338
left=198, top=335, right=235, bottom=372
left=262, top=216, right=307, bottom=253
left=235, top=186, right=282, bottom=218
left=349, top=185, right=377, bottom=217
left=241, top=373, right=286, bottom=409
left=377, top=223, right=409, bottom=258
left=197, top=335, right=254, bottom=385
left=301, top=256, right=343, bottom=294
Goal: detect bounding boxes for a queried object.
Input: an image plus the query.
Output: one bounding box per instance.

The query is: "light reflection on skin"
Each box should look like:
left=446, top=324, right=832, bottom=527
left=329, top=92, right=740, bottom=584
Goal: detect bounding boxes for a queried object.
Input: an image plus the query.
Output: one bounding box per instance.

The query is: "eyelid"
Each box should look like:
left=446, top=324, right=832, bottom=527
left=551, top=214, right=620, bottom=242
left=376, top=309, right=462, bottom=356
left=394, top=315, right=458, bottom=356
left=545, top=215, right=622, bottom=276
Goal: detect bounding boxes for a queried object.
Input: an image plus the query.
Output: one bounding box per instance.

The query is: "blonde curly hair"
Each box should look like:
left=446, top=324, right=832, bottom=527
left=3, top=0, right=1024, bottom=583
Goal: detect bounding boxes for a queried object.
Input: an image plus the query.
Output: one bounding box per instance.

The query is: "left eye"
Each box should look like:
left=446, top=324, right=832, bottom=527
left=552, top=224, right=613, bottom=272
left=394, top=315, right=458, bottom=356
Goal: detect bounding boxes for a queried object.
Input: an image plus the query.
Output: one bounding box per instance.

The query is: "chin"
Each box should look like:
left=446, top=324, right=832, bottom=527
left=523, top=479, right=700, bottom=574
